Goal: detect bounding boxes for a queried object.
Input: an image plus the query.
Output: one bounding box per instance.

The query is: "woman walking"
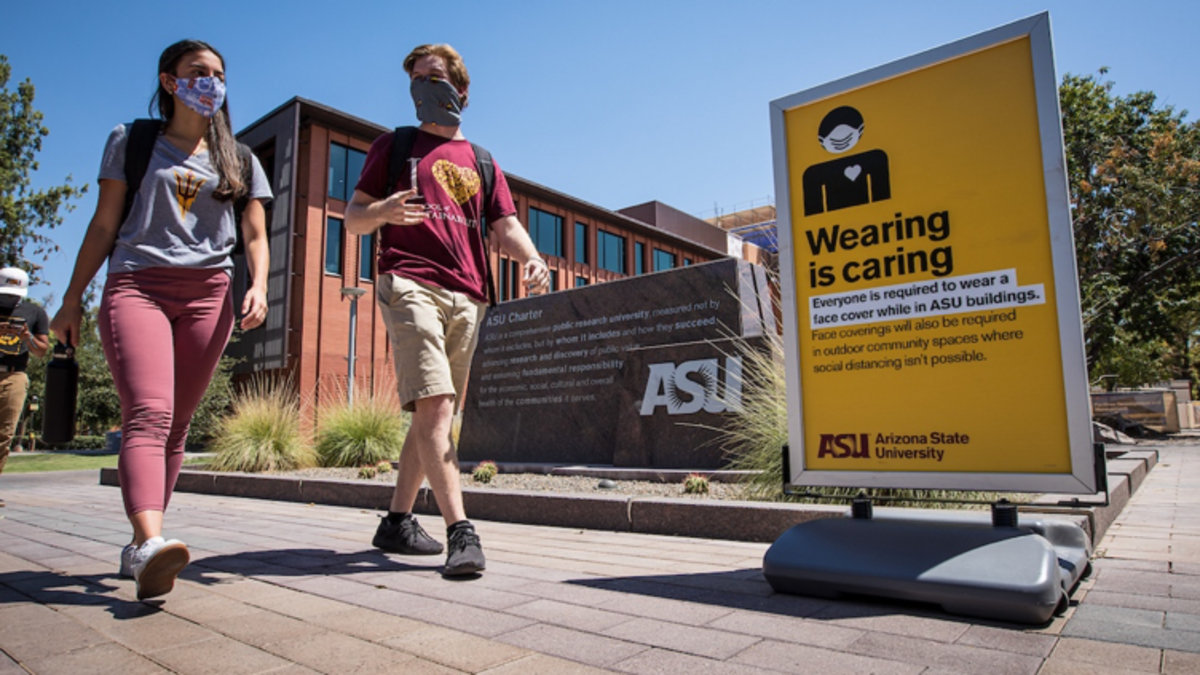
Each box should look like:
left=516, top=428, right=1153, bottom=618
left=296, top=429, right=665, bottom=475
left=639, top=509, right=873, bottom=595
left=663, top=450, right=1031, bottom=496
left=51, top=39, right=272, bottom=600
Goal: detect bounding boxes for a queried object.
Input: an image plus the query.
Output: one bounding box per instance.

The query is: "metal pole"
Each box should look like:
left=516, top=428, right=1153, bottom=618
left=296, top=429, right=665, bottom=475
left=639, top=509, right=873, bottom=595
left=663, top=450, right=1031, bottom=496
left=347, top=294, right=358, bottom=407
left=341, top=287, right=367, bottom=407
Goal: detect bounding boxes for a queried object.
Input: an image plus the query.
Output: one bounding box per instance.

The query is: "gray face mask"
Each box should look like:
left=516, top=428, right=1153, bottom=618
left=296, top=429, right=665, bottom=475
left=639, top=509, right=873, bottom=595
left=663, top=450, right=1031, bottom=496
left=410, top=76, right=462, bottom=127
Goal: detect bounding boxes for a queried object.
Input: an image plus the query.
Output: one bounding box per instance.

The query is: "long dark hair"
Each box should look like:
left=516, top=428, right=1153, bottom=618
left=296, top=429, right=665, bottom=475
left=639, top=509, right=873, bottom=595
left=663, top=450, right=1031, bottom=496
left=150, top=39, right=245, bottom=201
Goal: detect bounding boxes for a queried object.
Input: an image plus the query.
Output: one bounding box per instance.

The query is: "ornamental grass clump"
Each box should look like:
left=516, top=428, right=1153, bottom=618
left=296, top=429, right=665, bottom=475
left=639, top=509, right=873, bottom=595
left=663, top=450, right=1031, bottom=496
left=315, top=380, right=408, bottom=468
left=718, top=325, right=790, bottom=501
left=209, top=375, right=316, bottom=473
left=472, top=460, right=498, bottom=484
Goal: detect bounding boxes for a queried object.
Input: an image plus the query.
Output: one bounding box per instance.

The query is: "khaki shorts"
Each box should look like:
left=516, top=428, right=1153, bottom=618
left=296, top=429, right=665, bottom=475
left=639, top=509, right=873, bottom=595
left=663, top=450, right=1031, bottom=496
left=377, top=274, right=487, bottom=411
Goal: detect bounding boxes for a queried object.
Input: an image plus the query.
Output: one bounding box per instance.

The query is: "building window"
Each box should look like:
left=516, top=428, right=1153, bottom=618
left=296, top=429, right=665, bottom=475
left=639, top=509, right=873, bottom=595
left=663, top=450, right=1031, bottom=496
left=359, top=234, right=375, bottom=280
left=499, top=257, right=523, bottom=301
left=654, top=248, right=675, bottom=272
left=575, top=222, right=588, bottom=264
left=325, top=217, right=344, bottom=275
left=528, top=207, right=563, bottom=258
left=329, top=142, right=367, bottom=201
left=575, top=276, right=589, bottom=288
left=597, top=230, right=626, bottom=275
left=683, top=257, right=692, bottom=267
left=635, top=242, right=645, bottom=275
left=255, top=143, right=276, bottom=193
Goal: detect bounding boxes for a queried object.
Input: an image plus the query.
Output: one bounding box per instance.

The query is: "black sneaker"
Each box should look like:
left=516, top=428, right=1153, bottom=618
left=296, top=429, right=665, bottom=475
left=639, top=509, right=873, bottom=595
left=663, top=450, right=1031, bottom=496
left=373, top=514, right=444, bottom=555
left=443, top=524, right=486, bottom=576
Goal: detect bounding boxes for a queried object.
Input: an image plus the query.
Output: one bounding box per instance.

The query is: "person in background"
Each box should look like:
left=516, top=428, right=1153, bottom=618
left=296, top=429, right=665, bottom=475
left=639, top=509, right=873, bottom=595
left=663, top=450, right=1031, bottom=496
left=346, top=43, right=548, bottom=577
left=0, top=267, right=51, bottom=506
left=50, top=39, right=272, bottom=600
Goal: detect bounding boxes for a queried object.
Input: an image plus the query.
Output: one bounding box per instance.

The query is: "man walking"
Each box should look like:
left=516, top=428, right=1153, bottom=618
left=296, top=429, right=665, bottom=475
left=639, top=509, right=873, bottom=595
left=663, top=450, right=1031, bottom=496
left=346, top=44, right=549, bottom=576
left=0, top=267, right=51, bottom=504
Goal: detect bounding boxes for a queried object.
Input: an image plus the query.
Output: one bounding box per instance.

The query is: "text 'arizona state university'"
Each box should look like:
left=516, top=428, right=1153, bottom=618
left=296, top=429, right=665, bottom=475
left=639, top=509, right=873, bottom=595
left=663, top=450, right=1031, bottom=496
left=817, top=432, right=969, bottom=462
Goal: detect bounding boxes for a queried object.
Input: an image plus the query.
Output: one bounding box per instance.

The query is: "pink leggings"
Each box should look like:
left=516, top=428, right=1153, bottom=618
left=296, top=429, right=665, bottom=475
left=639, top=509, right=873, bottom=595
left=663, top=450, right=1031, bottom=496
left=99, top=267, right=233, bottom=517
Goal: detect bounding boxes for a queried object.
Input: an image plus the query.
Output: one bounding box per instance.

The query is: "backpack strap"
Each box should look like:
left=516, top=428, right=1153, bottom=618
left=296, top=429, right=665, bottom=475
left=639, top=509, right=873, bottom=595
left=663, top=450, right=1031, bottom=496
left=121, top=118, right=163, bottom=226
left=469, top=142, right=498, bottom=307
left=470, top=142, right=496, bottom=232
left=232, top=143, right=254, bottom=255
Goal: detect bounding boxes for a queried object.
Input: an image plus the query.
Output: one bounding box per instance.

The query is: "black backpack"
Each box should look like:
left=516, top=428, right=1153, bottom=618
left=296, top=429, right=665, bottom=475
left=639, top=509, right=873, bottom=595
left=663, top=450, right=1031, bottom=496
left=121, top=118, right=255, bottom=254
left=384, top=126, right=498, bottom=306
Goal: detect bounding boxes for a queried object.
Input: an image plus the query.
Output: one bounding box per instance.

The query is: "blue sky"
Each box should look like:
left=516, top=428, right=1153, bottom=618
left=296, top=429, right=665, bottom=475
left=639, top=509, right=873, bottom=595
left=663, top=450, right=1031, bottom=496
left=3, top=0, right=1198, bottom=303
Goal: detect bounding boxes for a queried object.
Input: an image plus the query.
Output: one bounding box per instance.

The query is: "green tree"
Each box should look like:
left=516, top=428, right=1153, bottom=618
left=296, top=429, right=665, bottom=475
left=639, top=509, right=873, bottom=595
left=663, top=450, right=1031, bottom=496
left=72, top=284, right=121, bottom=435
left=1061, top=71, right=1200, bottom=387
left=0, top=54, right=87, bottom=276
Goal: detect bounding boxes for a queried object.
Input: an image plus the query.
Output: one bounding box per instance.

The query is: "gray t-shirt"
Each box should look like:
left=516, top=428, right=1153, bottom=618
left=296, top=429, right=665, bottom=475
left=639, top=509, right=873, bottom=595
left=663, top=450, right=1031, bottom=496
left=99, top=124, right=273, bottom=275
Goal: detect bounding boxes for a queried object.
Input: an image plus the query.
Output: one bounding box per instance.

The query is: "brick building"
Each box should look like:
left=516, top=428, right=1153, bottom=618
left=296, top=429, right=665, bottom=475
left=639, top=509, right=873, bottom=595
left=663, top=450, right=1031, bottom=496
left=231, top=98, right=754, bottom=414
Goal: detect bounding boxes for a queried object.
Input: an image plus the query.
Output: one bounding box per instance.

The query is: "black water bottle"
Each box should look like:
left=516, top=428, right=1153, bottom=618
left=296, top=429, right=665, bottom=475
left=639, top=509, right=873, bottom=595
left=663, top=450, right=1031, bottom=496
left=42, top=342, right=78, bottom=444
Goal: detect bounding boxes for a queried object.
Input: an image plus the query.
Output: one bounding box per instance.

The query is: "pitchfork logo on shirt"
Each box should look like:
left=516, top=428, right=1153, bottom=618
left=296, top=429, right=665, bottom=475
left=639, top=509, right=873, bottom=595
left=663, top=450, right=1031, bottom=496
left=173, top=170, right=207, bottom=218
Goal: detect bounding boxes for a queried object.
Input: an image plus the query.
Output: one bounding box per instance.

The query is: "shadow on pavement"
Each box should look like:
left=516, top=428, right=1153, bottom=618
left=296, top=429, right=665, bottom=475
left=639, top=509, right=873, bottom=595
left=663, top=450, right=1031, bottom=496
left=568, top=571, right=1045, bottom=628
left=0, top=570, right=161, bottom=619
left=182, top=548, right=440, bottom=585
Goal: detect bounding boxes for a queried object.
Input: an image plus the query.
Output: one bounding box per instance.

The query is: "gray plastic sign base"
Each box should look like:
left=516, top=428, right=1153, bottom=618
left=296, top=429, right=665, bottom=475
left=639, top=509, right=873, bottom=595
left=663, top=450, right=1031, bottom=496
left=762, top=511, right=1091, bottom=624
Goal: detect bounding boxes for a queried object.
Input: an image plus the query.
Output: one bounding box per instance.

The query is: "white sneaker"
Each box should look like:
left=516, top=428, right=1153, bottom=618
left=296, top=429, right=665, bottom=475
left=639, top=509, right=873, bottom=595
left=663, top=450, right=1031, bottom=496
left=131, top=536, right=189, bottom=600
left=119, top=543, right=136, bottom=578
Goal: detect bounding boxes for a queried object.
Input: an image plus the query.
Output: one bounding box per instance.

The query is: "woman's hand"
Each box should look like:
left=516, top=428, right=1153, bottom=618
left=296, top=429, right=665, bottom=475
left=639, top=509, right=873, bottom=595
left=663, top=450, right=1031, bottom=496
left=50, top=301, right=84, bottom=348
left=240, top=285, right=268, bottom=330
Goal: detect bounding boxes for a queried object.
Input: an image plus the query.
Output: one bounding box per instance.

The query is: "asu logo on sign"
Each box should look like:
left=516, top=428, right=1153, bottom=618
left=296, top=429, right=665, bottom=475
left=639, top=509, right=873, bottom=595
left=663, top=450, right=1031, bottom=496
left=817, top=433, right=870, bottom=459
left=639, top=356, right=742, bottom=416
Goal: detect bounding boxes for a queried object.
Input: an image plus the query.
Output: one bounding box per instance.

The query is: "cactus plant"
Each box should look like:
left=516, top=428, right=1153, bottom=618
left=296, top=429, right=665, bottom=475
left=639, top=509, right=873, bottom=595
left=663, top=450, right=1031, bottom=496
left=683, top=473, right=710, bottom=495
left=473, top=460, right=498, bottom=484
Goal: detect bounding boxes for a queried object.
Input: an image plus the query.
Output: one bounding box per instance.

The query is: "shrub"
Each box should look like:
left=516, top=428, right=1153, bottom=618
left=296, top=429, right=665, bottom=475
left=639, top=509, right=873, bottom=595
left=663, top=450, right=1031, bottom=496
left=209, top=376, right=316, bottom=472
left=472, top=460, right=498, bottom=484
left=33, top=435, right=107, bottom=451
left=683, top=473, right=710, bottom=495
left=358, top=465, right=378, bottom=479
left=375, top=460, right=393, bottom=473
left=315, top=383, right=408, bottom=468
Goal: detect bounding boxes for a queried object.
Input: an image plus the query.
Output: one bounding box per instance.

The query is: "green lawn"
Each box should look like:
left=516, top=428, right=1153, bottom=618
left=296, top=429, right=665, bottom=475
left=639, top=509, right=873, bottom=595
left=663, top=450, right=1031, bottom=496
left=3, top=454, right=207, bottom=474
left=3, top=453, right=120, bottom=473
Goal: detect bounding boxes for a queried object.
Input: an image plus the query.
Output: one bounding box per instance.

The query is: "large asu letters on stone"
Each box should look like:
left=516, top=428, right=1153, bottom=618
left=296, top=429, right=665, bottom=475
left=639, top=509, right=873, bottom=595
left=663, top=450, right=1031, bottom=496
left=459, top=258, right=774, bottom=468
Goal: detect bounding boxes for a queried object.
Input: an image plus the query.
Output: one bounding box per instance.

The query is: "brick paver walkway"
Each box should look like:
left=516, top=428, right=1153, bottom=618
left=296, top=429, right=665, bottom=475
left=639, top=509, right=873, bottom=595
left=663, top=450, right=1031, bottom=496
left=0, top=445, right=1197, bottom=674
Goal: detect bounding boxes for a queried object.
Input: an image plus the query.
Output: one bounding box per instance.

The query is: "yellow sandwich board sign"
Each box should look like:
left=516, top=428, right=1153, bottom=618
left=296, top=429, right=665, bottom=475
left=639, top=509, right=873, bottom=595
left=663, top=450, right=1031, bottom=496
left=770, top=13, right=1097, bottom=493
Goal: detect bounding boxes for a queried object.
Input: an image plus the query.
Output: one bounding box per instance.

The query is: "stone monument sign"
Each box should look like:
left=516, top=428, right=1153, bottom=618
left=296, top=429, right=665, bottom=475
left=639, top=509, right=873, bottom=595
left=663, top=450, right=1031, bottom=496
left=459, top=258, right=775, bottom=468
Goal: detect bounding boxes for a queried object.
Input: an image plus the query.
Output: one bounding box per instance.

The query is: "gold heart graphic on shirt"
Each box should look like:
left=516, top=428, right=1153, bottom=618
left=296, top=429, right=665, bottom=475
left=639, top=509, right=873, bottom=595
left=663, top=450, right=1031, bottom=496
left=432, top=160, right=481, bottom=205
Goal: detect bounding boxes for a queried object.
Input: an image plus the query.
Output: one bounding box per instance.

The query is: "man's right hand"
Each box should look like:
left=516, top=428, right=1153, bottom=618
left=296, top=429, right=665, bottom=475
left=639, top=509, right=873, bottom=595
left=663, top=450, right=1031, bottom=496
left=50, top=302, right=83, bottom=348
left=374, top=189, right=426, bottom=226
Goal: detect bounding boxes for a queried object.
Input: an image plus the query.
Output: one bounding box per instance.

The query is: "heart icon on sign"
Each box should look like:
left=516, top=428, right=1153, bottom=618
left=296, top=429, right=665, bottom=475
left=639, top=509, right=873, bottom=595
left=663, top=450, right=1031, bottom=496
left=844, top=165, right=862, bottom=182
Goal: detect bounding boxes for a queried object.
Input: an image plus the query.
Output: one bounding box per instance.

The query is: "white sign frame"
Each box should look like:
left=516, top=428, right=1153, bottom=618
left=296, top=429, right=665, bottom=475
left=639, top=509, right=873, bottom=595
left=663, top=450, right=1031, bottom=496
left=770, top=12, right=1097, bottom=494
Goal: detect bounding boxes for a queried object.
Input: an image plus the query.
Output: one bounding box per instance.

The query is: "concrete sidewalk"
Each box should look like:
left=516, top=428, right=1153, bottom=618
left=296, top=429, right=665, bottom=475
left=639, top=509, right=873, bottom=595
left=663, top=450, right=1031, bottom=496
left=0, top=445, right=1197, bottom=674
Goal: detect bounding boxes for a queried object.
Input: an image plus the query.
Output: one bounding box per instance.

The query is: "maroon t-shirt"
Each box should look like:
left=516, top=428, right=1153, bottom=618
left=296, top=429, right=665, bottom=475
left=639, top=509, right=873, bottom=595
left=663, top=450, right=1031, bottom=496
left=356, top=129, right=516, bottom=303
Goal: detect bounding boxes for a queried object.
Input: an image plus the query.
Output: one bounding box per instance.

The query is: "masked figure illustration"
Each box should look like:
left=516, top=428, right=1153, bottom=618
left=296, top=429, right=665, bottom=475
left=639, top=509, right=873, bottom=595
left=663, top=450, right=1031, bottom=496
left=802, top=106, right=891, bottom=216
